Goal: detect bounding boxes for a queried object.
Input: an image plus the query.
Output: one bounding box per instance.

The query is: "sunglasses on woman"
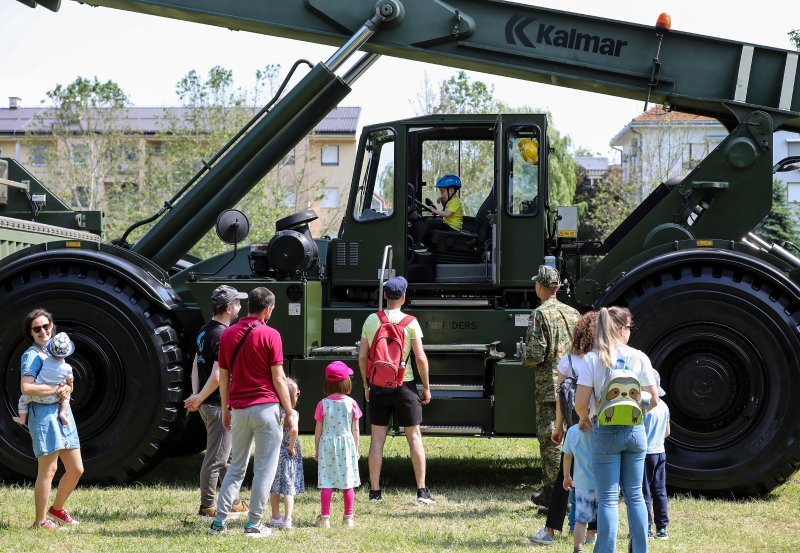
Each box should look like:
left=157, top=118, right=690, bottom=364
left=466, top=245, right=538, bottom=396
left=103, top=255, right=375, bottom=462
left=31, top=322, right=52, bottom=334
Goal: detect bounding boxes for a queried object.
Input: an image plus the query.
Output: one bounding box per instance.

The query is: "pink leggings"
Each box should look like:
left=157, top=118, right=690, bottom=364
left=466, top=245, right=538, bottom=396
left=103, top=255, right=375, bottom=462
left=320, top=488, right=355, bottom=516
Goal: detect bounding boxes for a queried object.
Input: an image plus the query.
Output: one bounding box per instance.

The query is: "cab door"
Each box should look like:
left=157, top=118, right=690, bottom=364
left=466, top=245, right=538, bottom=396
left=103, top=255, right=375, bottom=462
left=333, top=125, right=406, bottom=286
left=496, top=115, right=548, bottom=286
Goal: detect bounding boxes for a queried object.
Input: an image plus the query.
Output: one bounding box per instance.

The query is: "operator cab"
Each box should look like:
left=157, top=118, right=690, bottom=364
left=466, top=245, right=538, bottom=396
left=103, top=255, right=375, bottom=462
left=331, top=114, right=546, bottom=297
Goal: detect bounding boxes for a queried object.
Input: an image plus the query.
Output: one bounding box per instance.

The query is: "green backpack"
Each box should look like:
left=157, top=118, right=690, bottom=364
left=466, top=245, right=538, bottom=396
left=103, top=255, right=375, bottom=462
left=597, top=359, right=643, bottom=426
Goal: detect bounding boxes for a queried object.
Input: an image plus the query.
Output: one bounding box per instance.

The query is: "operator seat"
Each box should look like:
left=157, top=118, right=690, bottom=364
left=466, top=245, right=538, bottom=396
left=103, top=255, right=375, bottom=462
left=429, top=191, right=493, bottom=264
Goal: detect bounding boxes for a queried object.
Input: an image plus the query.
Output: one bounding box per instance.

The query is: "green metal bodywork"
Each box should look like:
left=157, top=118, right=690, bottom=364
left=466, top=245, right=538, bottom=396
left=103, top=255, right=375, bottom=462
left=0, top=159, right=103, bottom=236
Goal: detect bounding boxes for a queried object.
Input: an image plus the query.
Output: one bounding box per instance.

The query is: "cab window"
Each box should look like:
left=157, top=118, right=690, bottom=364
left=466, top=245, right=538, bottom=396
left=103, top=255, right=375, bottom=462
left=353, top=128, right=395, bottom=221
left=507, top=127, right=540, bottom=216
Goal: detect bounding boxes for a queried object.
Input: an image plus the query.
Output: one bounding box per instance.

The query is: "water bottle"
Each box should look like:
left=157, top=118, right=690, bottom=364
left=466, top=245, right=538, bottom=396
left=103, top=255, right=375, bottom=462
left=544, top=255, right=556, bottom=269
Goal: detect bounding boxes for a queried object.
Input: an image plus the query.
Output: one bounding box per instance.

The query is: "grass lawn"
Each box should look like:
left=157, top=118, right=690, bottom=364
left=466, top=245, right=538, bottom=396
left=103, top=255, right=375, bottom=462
left=1, top=435, right=799, bottom=552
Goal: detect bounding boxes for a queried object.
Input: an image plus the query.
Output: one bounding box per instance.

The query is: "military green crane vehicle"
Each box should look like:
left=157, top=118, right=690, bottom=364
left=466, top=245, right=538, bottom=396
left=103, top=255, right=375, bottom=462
left=2, top=0, right=800, bottom=497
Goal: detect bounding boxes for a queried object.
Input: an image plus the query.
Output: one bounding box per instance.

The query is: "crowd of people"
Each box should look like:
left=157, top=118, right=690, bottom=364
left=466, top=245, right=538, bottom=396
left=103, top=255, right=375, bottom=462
left=13, top=266, right=670, bottom=551
left=525, top=266, right=671, bottom=553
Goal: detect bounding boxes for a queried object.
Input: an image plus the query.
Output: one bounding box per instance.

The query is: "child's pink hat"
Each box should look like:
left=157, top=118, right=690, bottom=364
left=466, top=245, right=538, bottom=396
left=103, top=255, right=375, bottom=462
left=326, top=361, right=353, bottom=382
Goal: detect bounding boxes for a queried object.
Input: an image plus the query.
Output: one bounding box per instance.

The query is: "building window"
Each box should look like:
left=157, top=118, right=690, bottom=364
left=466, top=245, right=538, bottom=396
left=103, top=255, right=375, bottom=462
left=788, top=182, right=800, bottom=203
left=321, top=145, right=339, bottom=166
left=281, top=148, right=295, bottom=166
left=320, top=187, right=339, bottom=209
left=71, top=144, right=89, bottom=166
left=114, top=147, right=138, bottom=175
left=31, top=145, right=49, bottom=167
left=150, top=143, right=166, bottom=155
left=283, top=192, right=297, bottom=209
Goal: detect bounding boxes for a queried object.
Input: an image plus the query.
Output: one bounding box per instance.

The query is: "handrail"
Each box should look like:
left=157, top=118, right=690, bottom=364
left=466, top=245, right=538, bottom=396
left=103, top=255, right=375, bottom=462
left=378, top=244, right=393, bottom=311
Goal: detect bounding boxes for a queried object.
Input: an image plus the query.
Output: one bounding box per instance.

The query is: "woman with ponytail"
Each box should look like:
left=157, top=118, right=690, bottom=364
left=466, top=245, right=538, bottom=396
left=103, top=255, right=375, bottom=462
left=574, top=307, right=658, bottom=553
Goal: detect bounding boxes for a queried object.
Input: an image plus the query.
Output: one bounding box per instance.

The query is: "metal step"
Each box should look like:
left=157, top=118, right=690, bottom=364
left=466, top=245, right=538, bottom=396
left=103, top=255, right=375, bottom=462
left=409, top=298, right=491, bottom=307
left=399, top=424, right=484, bottom=436
left=419, top=383, right=484, bottom=398
left=424, top=342, right=505, bottom=360
left=310, top=345, right=358, bottom=357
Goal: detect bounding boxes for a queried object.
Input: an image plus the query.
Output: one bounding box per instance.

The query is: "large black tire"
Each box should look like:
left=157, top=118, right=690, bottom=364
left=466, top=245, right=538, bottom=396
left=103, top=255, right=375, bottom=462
left=609, top=252, right=800, bottom=496
left=0, top=260, right=184, bottom=483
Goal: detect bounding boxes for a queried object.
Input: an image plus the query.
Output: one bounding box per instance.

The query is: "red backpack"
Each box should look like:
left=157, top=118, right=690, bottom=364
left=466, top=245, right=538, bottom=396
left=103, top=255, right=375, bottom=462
left=366, top=311, right=416, bottom=389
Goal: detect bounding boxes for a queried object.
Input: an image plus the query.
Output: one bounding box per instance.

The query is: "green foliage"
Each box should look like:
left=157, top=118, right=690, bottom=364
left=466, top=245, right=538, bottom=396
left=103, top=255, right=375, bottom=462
left=754, top=179, right=800, bottom=245
left=790, top=29, right=800, bottom=50
left=575, top=166, right=637, bottom=241
left=30, top=76, right=134, bottom=233
left=116, top=65, right=326, bottom=258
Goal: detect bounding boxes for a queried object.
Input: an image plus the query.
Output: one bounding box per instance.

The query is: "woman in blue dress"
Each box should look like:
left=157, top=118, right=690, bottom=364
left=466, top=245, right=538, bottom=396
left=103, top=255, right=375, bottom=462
left=19, top=308, right=83, bottom=530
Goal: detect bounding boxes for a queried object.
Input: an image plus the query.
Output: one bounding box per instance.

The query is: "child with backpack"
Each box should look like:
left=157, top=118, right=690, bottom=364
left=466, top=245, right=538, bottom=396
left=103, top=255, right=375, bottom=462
left=642, top=370, right=670, bottom=540
left=573, top=307, right=659, bottom=553
left=268, top=377, right=304, bottom=530
left=314, top=361, right=362, bottom=528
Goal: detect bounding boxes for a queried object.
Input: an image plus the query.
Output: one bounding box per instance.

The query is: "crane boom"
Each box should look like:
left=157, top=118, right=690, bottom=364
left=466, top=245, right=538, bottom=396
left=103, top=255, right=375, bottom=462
left=20, top=0, right=800, bottom=132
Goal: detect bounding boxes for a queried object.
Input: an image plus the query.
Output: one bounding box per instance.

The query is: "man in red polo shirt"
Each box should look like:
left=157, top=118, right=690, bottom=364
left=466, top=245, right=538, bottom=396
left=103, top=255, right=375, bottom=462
left=209, top=287, right=294, bottom=539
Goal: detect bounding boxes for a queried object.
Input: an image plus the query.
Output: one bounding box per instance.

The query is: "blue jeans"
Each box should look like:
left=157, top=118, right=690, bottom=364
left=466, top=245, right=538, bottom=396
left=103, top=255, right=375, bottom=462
left=591, top=424, right=648, bottom=553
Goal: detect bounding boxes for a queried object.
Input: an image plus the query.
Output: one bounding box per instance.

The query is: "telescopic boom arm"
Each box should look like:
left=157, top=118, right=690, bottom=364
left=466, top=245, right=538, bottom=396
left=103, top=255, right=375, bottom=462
left=19, top=0, right=800, bottom=132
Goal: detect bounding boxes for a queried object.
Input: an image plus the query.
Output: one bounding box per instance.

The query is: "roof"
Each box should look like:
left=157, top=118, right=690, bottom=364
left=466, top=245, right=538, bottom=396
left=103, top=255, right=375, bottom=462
left=0, top=106, right=360, bottom=136
left=611, top=105, right=725, bottom=145
left=631, top=105, right=718, bottom=124
left=575, top=156, right=609, bottom=172
left=313, top=106, right=360, bottom=134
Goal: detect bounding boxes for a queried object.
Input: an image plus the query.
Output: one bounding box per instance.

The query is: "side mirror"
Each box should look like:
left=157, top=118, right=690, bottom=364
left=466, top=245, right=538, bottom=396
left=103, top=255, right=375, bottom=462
left=215, top=209, right=250, bottom=244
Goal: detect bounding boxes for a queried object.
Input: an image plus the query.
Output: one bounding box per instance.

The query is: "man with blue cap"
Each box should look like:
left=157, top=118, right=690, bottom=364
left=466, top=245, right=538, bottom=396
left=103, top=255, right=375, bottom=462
left=358, top=276, right=435, bottom=504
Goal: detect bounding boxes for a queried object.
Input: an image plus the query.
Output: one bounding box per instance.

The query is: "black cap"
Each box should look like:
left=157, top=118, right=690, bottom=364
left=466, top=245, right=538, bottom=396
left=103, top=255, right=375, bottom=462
left=211, top=285, right=247, bottom=307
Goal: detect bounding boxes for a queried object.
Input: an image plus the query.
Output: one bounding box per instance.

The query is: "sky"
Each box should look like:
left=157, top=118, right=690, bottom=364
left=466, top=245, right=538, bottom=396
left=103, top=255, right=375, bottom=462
left=0, top=1, right=796, bottom=161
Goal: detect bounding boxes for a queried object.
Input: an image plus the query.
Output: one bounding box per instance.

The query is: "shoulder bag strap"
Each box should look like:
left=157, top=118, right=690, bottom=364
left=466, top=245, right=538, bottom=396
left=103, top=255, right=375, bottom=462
left=567, top=353, right=575, bottom=378
left=229, top=321, right=261, bottom=372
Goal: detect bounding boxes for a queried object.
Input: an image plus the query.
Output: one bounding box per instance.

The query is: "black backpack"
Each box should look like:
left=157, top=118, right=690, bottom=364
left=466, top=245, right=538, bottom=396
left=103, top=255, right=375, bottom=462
left=558, top=354, right=579, bottom=427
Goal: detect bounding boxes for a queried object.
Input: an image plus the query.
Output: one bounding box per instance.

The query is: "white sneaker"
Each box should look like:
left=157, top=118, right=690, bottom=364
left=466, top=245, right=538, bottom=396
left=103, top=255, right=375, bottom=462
left=268, top=516, right=285, bottom=527
left=315, top=515, right=331, bottom=529
left=343, top=514, right=354, bottom=528
left=281, top=519, right=293, bottom=530
left=243, top=521, right=272, bottom=538
left=530, top=526, right=555, bottom=545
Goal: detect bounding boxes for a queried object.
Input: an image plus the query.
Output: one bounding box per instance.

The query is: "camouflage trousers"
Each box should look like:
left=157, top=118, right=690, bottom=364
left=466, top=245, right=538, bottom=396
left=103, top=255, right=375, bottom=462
left=535, top=401, right=560, bottom=490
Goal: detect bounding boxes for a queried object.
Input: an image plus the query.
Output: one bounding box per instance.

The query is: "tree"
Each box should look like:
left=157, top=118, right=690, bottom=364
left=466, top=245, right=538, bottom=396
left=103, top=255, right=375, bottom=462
left=755, top=179, right=800, bottom=245
left=575, top=165, right=636, bottom=242
left=30, top=76, right=136, bottom=234
left=122, top=65, right=327, bottom=258
left=789, top=29, right=799, bottom=50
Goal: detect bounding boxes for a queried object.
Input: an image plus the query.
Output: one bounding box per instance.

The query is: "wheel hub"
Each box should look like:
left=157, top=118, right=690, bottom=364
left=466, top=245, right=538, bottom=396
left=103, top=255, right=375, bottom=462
left=669, top=352, right=737, bottom=421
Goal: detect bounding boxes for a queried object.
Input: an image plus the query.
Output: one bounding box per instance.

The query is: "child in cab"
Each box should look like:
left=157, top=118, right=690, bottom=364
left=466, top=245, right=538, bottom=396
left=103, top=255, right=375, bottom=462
left=314, top=361, right=362, bottom=528
left=417, top=173, right=464, bottom=250
left=268, top=377, right=304, bottom=530
left=13, top=332, right=75, bottom=427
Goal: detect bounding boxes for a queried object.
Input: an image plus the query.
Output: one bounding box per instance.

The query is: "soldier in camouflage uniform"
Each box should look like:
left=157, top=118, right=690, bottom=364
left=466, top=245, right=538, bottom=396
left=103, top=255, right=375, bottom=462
left=523, top=265, right=580, bottom=505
